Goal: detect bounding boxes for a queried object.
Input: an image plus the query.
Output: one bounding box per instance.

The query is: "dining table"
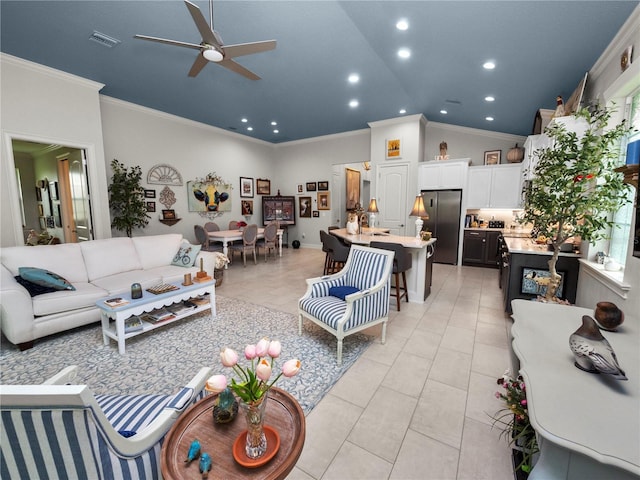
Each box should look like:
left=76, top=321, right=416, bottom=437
left=208, top=228, right=284, bottom=268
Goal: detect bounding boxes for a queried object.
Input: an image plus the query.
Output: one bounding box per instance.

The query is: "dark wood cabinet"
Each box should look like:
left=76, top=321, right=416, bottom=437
left=462, top=230, right=501, bottom=267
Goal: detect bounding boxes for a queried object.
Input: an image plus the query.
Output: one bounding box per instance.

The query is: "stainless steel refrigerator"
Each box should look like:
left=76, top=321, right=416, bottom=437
left=421, top=189, right=462, bottom=264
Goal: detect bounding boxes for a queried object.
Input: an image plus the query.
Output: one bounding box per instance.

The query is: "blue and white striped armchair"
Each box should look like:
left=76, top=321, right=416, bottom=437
left=0, top=365, right=212, bottom=479
left=298, top=245, right=395, bottom=365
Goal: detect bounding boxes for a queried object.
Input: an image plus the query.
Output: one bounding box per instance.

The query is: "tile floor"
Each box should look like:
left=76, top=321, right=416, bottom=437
left=220, top=246, right=514, bottom=479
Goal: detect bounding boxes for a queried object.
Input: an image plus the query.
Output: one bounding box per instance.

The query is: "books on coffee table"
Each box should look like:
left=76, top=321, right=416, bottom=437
left=167, top=302, right=196, bottom=316
left=124, top=316, right=143, bottom=333
left=140, top=308, right=175, bottom=324
left=104, top=297, right=129, bottom=308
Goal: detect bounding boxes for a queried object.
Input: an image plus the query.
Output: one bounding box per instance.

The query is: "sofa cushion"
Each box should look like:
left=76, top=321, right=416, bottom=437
left=132, top=234, right=184, bottom=270
left=146, top=265, right=200, bottom=284
left=1, top=244, right=88, bottom=283
left=90, top=270, right=162, bottom=296
left=80, top=238, right=142, bottom=282
left=19, top=267, right=75, bottom=291
left=32, top=282, right=108, bottom=317
left=171, top=243, right=202, bottom=267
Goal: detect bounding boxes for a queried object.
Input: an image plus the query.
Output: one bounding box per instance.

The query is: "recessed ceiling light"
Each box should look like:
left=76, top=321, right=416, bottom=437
left=485, top=96, right=495, bottom=102
left=247, top=126, right=254, bottom=131
left=241, top=118, right=248, bottom=123
left=398, top=48, right=411, bottom=59
left=485, top=116, right=494, bottom=121
left=349, top=99, right=359, bottom=108
left=483, top=61, right=496, bottom=70
left=399, top=108, right=406, bottom=114
left=396, top=19, right=409, bottom=31
left=271, top=121, right=277, bottom=126
left=273, top=129, right=279, bottom=134
left=348, top=73, right=360, bottom=84
left=440, top=109, right=448, bottom=114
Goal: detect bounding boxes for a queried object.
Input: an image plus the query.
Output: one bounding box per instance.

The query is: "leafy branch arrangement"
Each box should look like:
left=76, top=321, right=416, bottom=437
left=521, top=105, right=633, bottom=300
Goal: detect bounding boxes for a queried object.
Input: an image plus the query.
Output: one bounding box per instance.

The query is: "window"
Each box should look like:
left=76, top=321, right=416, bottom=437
left=608, top=89, right=640, bottom=265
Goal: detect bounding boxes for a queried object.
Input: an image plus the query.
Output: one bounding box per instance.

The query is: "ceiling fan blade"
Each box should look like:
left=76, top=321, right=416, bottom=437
left=219, top=58, right=261, bottom=80
left=184, top=0, right=219, bottom=47
left=134, top=34, right=202, bottom=50
left=188, top=53, right=209, bottom=77
left=222, top=40, right=276, bottom=59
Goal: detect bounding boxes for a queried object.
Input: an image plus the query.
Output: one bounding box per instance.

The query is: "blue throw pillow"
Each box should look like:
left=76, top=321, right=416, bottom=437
left=329, top=285, right=359, bottom=300
left=18, top=267, right=75, bottom=291
left=172, top=243, right=202, bottom=267
left=118, top=430, right=137, bottom=438
left=14, top=276, right=58, bottom=297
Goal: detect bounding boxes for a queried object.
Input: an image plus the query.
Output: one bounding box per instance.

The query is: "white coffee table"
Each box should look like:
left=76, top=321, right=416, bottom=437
left=97, top=280, right=215, bottom=354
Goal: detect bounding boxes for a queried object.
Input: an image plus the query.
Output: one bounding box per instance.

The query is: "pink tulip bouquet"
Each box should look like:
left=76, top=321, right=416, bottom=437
left=207, top=338, right=301, bottom=404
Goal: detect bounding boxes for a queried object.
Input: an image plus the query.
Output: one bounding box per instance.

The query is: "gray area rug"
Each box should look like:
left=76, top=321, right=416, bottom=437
left=0, top=296, right=372, bottom=413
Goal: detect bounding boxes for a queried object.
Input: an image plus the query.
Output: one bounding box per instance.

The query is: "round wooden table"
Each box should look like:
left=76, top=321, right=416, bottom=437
left=161, top=388, right=305, bottom=479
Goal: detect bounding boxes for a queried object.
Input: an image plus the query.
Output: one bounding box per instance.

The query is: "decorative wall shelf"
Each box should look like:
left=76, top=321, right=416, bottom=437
left=159, top=218, right=181, bottom=226
left=615, top=164, right=639, bottom=189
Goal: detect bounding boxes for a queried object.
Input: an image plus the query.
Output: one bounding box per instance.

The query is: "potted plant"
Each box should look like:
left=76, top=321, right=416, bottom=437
left=108, top=159, right=149, bottom=237
left=521, top=105, right=633, bottom=301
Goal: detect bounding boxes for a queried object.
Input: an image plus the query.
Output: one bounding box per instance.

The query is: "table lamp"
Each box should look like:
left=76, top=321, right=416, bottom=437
left=367, top=198, right=379, bottom=231
left=409, top=194, right=429, bottom=238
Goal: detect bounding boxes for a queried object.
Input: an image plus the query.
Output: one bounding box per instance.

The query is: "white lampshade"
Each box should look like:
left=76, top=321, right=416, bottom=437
left=409, top=195, right=429, bottom=239
left=367, top=198, right=379, bottom=231
left=203, top=48, right=223, bottom=62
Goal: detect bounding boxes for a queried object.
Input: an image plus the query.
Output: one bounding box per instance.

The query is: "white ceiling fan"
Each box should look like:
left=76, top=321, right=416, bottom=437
left=134, top=0, right=276, bottom=80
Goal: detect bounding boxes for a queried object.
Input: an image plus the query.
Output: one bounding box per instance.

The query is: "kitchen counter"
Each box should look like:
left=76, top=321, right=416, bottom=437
left=504, top=237, right=581, bottom=256
left=464, top=227, right=532, bottom=238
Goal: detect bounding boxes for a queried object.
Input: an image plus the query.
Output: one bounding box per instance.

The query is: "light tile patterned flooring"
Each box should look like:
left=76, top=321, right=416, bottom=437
left=220, top=246, right=513, bottom=479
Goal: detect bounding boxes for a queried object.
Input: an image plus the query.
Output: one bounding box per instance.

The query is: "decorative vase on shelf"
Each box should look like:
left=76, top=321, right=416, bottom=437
left=239, top=394, right=269, bottom=459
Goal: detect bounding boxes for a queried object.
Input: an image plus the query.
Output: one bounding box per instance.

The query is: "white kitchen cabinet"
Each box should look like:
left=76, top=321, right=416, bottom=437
left=467, top=163, right=522, bottom=209
left=418, top=158, right=469, bottom=190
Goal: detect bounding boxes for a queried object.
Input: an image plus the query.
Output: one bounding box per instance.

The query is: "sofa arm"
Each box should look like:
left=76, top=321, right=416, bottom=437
left=0, top=265, right=35, bottom=346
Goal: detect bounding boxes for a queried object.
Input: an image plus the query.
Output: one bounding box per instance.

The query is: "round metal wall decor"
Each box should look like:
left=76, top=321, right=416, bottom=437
left=147, top=164, right=183, bottom=185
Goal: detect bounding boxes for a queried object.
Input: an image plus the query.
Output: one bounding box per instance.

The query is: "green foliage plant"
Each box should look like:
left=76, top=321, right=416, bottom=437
left=108, top=159, right=149, bottom=237
left=522, top=105, right=632, bottom=301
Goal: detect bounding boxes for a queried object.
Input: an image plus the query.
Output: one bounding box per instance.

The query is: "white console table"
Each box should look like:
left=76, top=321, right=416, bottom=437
left=510, top=300, right=639, bottom=479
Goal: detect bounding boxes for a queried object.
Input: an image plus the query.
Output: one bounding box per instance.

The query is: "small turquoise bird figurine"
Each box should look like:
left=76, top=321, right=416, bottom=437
left=184, top=439, right=201, bottom=463
left=213, top=387, right=239, bottom=424
left=199, top=452, right=212, bottom=478
left=569, top=315, right=627, bottom=380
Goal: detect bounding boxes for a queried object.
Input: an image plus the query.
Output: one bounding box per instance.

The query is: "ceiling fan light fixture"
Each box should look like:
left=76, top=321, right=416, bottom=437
left=203, top=48, right=223, bottom=62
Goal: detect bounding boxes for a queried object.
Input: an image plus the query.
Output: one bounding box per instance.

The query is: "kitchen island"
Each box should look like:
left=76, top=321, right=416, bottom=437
left=501, top=237, right=581, bottom=313
left=330, top=229, right=436, bottom=303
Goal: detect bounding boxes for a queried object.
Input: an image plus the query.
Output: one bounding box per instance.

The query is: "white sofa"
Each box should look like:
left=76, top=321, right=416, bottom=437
left=0, top=234, right=215, bottom=350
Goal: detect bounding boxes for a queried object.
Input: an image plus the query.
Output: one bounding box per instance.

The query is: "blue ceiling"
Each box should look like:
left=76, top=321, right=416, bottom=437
left=1, top=1, right=637, bottom=143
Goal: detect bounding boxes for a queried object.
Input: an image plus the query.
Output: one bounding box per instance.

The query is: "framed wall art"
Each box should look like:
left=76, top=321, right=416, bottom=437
left=262, top=196, right=295, bottom=225
left=521, top=268, right=565, bottom=298
left=162, top=209, right=176, bottom=220
left=187, top=180, right=232, bottom=212
left=256, top=178, right=271, bottom=195
left=386, top=138, right=401, bottom=159
left=317, top=192, right=331, bottom=210
left=49, top=181, right=59, bottom=200
left=241, top=200, right=254, bottom=215
left=318, top=181, right=329, bottom=191
left=144, top=189, right=156, bottom=198
left=297, top=184, right=303, bottom=193
left=299, top=196, right=312, bottom=218
left=345, top=168, right=360, bottom=210
left=313, top=211, right=319, bottom=218
left=484, top=150, right=501, bottom=165
left=146, top=201, right=156, bottom=213
left=240, top=177, right=254, bottom=198
left=306, top=182, right=317, bottom=192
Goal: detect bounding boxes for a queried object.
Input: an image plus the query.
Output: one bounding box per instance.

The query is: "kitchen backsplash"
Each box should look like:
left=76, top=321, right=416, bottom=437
left=465, top=208, right=531, bottom=230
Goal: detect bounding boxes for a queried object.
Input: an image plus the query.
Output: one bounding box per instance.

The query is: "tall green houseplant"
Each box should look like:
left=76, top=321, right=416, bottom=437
left=522, top=106, right=632, bottom=301
left=108, top=159, right=149, bottom=237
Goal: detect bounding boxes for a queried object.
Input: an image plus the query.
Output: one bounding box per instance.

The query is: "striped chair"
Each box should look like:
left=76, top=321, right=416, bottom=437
left=1, top=365, right=212, bottom=479
left=298, top=245, right=394, bottom=365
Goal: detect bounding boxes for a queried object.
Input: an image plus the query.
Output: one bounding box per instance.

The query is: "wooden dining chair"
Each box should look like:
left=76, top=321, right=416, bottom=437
left=204, top=222, right=220, bottom=232
left=228, top=220, right=239, bottom=230
left=194, top=225, right=223, bottom=252
left=230, top=224, right=258, bottom=266
left=257, top=222, right=278, bottom=262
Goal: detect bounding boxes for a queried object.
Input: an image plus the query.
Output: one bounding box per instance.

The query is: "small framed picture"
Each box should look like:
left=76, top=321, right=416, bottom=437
left=144, top=189, right=156, bottom=198
left=312, top=210, right=319, bottom=218
left=521, top=268, right=565, bottom=298
left=317, top=192, right=330, bottom=210
left=240, top=177, right=254, bottom=198
left=146, top=201, right=156, bottom=213
left=299, top=196, right=312, bottom=218
left=297, top=184, right=303, bottom=193
left=318, top=181, right=329, bottom=191
left=256, top=178, right=271, bottom=195
left=49, top=181, right=59, bottom=200
left=241, top=200, right=253, bottom=215
left=484, top=150, right=501, bottom=165
left=306, top=182, right=317, bottom=192
left=386, top=138, right=401, bottom=159
left=162, top=209, right=176, bottom=219
left=35, top=187, right=42, bottom=201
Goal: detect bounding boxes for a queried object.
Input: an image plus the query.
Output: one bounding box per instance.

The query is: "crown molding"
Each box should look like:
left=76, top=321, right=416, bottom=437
left=590, top=4, right=640, bottom=79
left=368, top=113, right=426, bottom=129
left=428, top=120, right=526, bottom=142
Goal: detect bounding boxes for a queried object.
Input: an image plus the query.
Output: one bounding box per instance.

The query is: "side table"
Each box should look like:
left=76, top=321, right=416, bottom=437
left=161, top=387, right=305, bottom=479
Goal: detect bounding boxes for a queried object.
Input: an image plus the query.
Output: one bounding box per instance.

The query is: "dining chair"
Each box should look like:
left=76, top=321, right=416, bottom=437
left=228, top=220, right=239, bottom=230
left=230, top=223, right=258, bottom=266
left=298, top=245, right=394, bottom=365
left=370, top=242, right=412, bottom=311
left=194, top=225, right=223, bottom=252
left=326, top=232, right=350, bottom=274
left=319, top=230, right=333, bottom=275
left=257, top=222, right=278, bottom=262
left=204, top=221, right=220, bottom=232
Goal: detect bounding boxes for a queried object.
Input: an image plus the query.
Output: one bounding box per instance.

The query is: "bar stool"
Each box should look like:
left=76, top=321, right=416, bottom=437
left=370, top=242, right=412, bottom=310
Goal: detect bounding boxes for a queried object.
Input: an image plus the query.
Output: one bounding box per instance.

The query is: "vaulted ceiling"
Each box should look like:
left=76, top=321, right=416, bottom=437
left=1, top=1, right=637, bottom=143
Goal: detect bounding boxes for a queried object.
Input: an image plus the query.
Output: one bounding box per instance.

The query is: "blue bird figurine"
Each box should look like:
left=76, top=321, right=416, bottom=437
left=184, top=439, right=201, bottom=463
left=569, top=315, right=627, bottom=380
left=199, top=452, right=212, bottom=478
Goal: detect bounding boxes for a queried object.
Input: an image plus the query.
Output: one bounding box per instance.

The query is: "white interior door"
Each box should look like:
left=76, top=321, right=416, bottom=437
left=377, top=163, right=408, bottom=236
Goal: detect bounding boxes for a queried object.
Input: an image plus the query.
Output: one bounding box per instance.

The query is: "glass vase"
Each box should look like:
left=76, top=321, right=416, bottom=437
left=239, top=394, right=268, bottom=459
